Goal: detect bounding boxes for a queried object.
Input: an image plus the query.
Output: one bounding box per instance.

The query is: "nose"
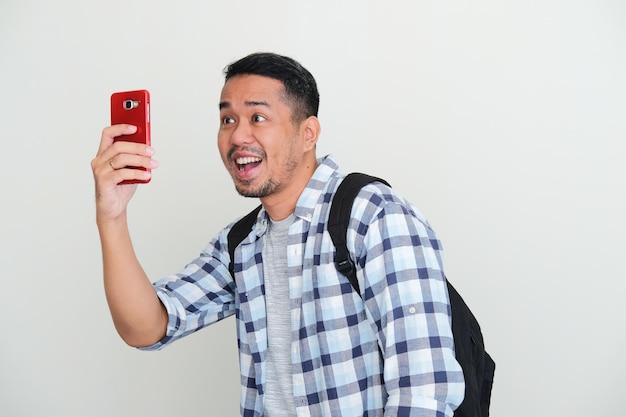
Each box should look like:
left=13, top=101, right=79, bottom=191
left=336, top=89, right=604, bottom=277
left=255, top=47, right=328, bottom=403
left=229, top=120, right=253, bottom=146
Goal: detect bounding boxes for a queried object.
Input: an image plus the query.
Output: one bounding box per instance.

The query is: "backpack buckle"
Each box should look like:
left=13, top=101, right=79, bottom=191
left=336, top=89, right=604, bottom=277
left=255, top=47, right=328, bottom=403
left=334, top=246, right=355, bottom=277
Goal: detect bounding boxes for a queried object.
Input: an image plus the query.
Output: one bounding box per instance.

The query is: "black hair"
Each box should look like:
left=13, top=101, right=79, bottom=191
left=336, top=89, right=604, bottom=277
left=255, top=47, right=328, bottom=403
left=224, top=52, right=319, bottom=123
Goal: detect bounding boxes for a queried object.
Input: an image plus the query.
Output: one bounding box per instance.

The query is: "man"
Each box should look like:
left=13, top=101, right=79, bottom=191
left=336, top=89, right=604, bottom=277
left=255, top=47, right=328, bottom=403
left=91, top=52, right=465, bottom=416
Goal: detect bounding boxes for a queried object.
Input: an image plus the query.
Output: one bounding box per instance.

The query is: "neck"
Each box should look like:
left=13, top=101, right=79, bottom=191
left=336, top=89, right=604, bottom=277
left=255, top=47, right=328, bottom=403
left=261, top=154, right=318, bottom=221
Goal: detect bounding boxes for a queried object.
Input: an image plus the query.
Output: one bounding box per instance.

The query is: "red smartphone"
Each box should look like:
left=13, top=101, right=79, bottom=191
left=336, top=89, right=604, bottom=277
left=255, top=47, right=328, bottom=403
left=110, top=89, right=151, bottom=184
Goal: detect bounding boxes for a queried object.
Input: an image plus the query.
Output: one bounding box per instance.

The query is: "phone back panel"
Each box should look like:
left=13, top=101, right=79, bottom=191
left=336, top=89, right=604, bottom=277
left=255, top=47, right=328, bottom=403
left=110, top=89, right=151, bottom=146
left=110, top=89, right=151, bottom=184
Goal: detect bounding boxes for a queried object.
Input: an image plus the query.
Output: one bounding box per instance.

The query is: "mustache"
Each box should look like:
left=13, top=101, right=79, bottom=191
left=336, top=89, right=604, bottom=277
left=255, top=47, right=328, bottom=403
left=227, top=146, right=266, bottom=160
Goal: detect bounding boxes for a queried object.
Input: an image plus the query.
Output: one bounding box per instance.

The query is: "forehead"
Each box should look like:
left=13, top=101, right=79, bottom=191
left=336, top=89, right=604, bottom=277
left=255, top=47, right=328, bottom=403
left=219, top=74, right=286, bottom=104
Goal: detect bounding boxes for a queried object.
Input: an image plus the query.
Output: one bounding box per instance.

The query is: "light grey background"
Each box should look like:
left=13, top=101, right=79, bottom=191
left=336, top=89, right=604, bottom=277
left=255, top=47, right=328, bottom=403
left=1, top=0, right=624, bottom=416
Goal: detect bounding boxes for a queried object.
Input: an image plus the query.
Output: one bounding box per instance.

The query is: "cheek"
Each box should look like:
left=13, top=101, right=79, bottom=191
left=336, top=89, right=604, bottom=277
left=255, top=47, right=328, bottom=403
left=217, top=134, right=230, bottom=163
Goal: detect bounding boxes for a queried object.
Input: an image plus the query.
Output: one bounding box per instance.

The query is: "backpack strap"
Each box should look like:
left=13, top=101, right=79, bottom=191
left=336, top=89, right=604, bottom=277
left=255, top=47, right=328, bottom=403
left=328, top=173, right=390, bottom=295
left=227, top=204, right=262, bottom=277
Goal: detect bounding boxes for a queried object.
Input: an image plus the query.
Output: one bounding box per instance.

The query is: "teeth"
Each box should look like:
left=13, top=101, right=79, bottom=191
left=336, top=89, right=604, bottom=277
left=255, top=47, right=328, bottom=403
left=235, top=156, right=262, bottom=165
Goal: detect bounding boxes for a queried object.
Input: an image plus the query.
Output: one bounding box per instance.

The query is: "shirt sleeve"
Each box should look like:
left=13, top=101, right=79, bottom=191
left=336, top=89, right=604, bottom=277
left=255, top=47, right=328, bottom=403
left=353, top=189, right=465, bottom=416
left=139, top=228, right=237, bottom=351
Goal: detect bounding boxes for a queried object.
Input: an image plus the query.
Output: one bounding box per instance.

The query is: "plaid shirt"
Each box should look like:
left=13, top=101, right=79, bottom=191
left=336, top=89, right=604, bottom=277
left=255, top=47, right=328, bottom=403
left=145, top=155, right=465, bottom=416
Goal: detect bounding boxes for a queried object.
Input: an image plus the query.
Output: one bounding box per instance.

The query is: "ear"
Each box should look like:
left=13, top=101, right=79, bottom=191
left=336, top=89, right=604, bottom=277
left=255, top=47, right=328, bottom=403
left=301, top=116, right=321, bottom=151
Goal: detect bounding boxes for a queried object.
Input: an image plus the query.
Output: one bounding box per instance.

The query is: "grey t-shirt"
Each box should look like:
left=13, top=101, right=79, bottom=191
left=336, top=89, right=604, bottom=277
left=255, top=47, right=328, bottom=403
left=262, top=214, right=297, bottom=417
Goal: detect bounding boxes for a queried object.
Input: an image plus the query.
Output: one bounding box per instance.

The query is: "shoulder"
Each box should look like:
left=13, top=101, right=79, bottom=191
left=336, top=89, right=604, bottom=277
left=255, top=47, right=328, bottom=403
left=345, top=179, right=439, bottom=248
left=350, top=180, right=424, bottom=226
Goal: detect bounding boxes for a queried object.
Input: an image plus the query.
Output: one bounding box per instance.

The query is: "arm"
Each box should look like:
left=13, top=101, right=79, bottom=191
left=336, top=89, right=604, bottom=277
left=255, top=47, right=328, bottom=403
left=91, top=124, right=164, bottom=347
left=357, top=197, right=465, bottom=416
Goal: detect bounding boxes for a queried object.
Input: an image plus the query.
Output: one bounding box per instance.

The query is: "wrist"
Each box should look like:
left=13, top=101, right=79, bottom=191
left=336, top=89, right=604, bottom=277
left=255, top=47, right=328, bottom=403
left=96, top=212, right=129, bottom=234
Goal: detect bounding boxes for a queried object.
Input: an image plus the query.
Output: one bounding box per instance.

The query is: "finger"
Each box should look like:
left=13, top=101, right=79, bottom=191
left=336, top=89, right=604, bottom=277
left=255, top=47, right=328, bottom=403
left=109, top=154, right=159, bottom=172
left=112, top=166, right=153, bottom=184
left=93, top=152, right=157, bottom=184
left=92, top=145, right=155, bottom=186
left=93, top=157, right=154, bottom=190
left=93, top=139, right=154, bottom=173
left=97, top=124, right=138, bottom=154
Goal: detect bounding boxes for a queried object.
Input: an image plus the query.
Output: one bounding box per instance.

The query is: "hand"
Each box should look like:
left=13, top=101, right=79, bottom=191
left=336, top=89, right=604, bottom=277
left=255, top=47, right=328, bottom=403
left=91, top=124, right=158, bottom=223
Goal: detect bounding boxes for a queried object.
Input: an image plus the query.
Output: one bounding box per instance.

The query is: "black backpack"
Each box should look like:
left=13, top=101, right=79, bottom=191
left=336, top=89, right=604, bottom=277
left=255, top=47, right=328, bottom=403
left=228, top=173, right=495, bottom=417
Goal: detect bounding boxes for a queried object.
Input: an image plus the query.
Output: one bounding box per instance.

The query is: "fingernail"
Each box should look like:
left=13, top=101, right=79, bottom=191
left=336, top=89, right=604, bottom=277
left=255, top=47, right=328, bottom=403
left=128, top=125, right=137, bottom=132
left=150, top=159, right=159, bottom=168
left=145, top=146, right=155, bottom=156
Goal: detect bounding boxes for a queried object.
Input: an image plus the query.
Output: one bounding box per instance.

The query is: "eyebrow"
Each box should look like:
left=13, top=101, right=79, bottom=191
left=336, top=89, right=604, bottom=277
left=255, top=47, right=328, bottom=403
left=219, top=100, right=271, bottom=110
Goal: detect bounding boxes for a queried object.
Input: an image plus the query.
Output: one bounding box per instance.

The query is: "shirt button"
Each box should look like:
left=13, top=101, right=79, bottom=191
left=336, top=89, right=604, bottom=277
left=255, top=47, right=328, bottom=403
left=408, top=306, right=416, bottom=314
left=305, top=213, right=312, bottom=220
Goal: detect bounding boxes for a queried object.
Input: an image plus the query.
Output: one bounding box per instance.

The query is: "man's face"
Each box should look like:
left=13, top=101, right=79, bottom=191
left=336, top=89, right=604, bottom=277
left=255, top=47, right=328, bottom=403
left=218, top=74, right=307, bottom=199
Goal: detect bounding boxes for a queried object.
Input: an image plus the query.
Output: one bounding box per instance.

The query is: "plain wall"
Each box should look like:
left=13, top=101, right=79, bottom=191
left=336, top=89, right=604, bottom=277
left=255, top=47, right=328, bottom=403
left=1, top=0, right=625, bottom=416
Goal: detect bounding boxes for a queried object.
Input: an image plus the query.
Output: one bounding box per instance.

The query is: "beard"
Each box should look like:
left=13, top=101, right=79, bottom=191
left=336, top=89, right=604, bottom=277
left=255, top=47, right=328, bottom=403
left=235, top=178, right=280, bottom=198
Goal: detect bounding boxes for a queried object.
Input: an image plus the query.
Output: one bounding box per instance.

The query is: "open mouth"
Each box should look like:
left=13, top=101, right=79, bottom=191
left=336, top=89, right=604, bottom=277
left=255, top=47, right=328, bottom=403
left=235, top=156, right=262, bottom=172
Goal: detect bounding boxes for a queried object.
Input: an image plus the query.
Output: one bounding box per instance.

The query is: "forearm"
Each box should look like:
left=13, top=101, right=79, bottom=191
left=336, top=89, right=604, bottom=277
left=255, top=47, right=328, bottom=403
left=98, top=216, right=167, bottom=347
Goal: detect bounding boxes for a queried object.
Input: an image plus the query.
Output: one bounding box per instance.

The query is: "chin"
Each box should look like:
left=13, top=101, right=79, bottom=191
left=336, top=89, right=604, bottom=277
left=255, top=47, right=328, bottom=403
left=236, top=188, right=263, bottom=198
left=235, top=179, right=277, bottom=199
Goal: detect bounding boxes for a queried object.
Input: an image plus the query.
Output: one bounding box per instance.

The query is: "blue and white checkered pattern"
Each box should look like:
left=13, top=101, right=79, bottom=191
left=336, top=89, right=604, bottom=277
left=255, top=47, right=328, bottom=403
left=144, top=155, right=465, bottom=416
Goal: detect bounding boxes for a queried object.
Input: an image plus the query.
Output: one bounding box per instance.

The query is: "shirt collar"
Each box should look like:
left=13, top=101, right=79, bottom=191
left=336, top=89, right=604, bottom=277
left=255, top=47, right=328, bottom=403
left=251, top=154, right=340, bottom=237
left=293, top=154, right=340, bottom=221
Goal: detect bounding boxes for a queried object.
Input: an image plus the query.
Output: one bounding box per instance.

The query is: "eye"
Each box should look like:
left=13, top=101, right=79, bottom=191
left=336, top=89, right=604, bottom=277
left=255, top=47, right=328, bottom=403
left=222, top=116, right=235, bottom=125
left=252, top=114, right=266, bottom=123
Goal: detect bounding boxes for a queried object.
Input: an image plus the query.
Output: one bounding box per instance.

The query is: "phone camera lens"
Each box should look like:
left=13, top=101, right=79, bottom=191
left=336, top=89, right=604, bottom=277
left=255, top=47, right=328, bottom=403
left=124, top=100, right=134, bottom=110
